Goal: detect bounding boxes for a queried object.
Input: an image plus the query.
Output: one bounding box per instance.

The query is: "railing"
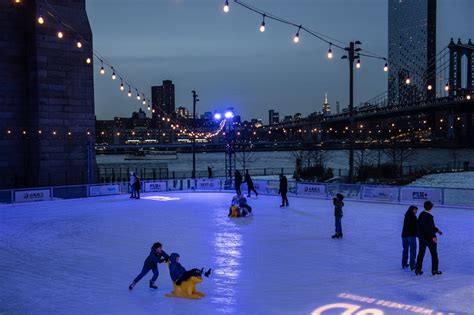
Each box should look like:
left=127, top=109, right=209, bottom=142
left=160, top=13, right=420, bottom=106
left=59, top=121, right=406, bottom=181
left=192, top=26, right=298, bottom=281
left=1, top=179, right=473, bottom=209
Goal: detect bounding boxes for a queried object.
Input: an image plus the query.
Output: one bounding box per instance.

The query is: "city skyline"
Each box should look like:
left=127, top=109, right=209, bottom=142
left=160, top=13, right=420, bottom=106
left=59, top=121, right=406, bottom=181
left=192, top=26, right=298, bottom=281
left=89, top=0, right=472, bottom=121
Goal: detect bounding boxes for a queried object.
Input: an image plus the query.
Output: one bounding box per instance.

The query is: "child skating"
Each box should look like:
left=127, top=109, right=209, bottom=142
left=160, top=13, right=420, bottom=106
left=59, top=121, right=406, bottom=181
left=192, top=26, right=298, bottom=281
left=129, top=242, right=170, bottom=290
left=169, top=253, right=211, bottom=285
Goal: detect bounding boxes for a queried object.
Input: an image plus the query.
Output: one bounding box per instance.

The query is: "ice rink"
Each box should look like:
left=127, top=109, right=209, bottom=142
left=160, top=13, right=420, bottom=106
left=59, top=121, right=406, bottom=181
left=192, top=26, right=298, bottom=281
left=0, top=192, right=473, bottom=315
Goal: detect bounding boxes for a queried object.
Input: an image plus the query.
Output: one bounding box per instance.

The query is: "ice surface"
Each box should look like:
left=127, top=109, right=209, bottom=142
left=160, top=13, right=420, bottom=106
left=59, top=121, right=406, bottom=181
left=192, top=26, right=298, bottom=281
left=0, top=192, right=473, bottom=315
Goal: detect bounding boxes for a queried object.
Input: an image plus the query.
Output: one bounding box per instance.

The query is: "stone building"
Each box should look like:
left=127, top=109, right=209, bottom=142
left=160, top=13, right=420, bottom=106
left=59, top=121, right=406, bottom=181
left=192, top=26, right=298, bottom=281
left=0, top=0, right=96, bottom=188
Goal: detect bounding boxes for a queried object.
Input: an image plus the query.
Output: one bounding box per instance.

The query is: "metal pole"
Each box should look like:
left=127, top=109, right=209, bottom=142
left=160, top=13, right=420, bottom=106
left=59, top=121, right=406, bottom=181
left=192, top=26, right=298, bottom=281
left=348, top=41, right=355, bottom=184
left=192, top=90, right=198, bottom=179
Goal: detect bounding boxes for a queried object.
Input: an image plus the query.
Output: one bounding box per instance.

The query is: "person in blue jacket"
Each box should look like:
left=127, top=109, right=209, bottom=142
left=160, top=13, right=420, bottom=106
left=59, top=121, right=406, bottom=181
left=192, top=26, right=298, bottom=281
left=331, top=193, right=344, bottom=239
left=129, top=242, right=170, bottom=290
left=169, top=253, right=211, bottom=285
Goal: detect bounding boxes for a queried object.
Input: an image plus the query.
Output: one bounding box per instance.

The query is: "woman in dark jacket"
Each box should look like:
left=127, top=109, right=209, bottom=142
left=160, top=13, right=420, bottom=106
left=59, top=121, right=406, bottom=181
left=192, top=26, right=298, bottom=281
left=401, top=205, right=418, bottom=270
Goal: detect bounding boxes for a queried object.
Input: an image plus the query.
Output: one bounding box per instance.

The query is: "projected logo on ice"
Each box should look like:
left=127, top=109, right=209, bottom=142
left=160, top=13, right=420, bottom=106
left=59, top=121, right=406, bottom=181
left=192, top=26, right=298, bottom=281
left=311, top=293, right=455, bottom=315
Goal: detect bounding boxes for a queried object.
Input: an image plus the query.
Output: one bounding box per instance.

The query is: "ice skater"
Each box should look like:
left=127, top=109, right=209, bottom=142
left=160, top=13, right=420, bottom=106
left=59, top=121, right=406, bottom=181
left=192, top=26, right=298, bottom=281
left=414, top=201, right=443, bottom=276
left=169, top=253, right=211, bottom=285
left=129, top=242, right=170, bottom=290
left=208, top=166, right=213, bottom=179
left=228, top=194, right=252, bottom=217
left=134, top=175, right=141, bottom=199
left=234, top=170, right=243, bottom=196
left=401, top=205, right=418, bottom=270
left=331, top=193, right=344, bottom=239
left=278, top=174, right=289, bottom=207
left=129, top=172, right=137, bottom=198
left=243, top=170, right=258, bottom=197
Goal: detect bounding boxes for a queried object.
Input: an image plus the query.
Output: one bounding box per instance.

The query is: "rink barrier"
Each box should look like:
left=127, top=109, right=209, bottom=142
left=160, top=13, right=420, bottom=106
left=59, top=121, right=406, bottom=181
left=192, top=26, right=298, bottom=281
left=1, top=179, right=473, bottom=208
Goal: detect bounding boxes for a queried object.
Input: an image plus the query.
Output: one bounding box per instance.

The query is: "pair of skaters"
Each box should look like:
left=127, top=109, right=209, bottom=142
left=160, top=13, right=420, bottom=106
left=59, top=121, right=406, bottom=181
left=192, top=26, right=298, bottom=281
left=129, top=242, right=211, bottom=290
left=228, top=194, right=253, bottom=217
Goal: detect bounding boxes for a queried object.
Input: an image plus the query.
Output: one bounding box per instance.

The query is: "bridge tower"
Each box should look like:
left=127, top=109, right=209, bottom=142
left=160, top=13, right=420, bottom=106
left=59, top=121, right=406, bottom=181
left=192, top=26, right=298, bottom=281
left=448, top=38, right=474, bottom=98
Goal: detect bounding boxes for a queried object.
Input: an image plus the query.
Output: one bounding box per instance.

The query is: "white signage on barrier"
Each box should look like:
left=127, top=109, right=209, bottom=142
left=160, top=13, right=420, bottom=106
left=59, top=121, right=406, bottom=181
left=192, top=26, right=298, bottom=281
left=362, top=186, right=399, bottom=202
left=196, top=179, right=221, bottom=191
left=144, top=181, right=167, bottom=192
left=241, top=180, right=268, bottom=194
left=89, top=185, right=120, bottom=197
left=14, top=189, right=51, bottom=202
left=400, top=187, right=443, bottom=204
left=297, top=183, right=326, bottom=196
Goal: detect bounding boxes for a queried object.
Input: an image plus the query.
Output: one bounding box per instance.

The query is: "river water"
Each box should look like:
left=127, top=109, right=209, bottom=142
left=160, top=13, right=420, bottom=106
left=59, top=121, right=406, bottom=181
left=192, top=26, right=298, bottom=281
left=96, top=148, right=474, bottom=178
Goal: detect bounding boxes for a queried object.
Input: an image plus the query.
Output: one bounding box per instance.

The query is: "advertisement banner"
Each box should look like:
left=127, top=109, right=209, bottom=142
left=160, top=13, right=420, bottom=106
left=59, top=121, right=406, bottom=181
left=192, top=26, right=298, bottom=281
left=241, top=180, right=269, bottom=194
left=144, top=181, right=167, bottom=192
left=362, top=186, right=399, bottom=202
left=196, top=179, right=222, bottom=191
left=14, top=189, right=51, bottom=203
left=297, top=183, right=327, bottom=196
left=89, top=185, right=120, bottom=197
left=400, top=187, right=443, bottom=205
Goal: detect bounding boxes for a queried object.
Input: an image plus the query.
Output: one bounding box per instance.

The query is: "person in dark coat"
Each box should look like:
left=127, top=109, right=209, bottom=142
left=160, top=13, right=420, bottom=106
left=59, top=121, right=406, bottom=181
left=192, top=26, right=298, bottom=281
left=134, top=175, right=141, bottom=199
left=414, top=201, right=443, bottom=276
left=401, top=205, right=418, bottom=270
left=243, top=170, right=258, bottom=197
left=278, top=174, right=289, bottom=207
left=129, top=242, right=170, bottom=290
left=234, top=170, right=243, bottom=195
left=207, top=166, right=213, bottom=179
left=331, top=193, right=344, bottom=239
left=169, top=253, right=211, bottom=285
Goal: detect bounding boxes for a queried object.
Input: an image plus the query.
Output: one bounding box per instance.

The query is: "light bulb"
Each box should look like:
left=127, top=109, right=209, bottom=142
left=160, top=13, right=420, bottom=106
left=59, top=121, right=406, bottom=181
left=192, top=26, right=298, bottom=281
left=76, top=41, right=82, bottom=48
left=444, top=83, right=449, bottom=91
left=427, top=84, right=432, bottom=90
left=112, top=72, right=116, bottom=80
left=467, top=95, right=471, bottom=100
left=405, top=78, right=411, bottom=85
left=137, top=93, right=141, bottom=100
left=260, top=22, right=265, bottom=33
left=356, top=59, right=361, bottom=69
left=120, top=82, right=124, bottom=91
left=37, top=16, right=44, bottom=24
left=128, top=89, right=132, bottom=97
left=223, top=0, right=229, bottom=13
left=86, top=58, right=91, bottom=64
left=293, top=33, right=300, bottom=43
left=383, top=63, right=388, bottom=72
left=327, top=48, right=333, bottom=59
left=100, top=66, right=105, bottom=75
left=57, top=31, right=64, bottom=39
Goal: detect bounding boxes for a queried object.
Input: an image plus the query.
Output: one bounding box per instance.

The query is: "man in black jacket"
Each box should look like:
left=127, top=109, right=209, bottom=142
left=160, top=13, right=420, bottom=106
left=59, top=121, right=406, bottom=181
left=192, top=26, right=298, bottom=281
left=235, top=170, right=243, bottom=196
left=278, top=175, right=289, bottom=207
left=414, top=201, right=443, bottom=276
left=401, top=205, right=418, bottom=270
left=244, top=170, right=258, bottom=197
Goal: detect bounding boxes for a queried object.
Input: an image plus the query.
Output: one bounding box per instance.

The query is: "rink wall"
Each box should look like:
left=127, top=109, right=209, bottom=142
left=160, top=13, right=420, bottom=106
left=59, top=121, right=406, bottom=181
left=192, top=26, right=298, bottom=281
left=0, top=179, right=473, bottom=208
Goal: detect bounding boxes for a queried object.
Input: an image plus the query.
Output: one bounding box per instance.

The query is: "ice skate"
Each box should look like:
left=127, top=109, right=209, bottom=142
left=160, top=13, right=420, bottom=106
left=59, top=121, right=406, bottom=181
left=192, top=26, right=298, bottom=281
left=402, top=264, right=409, bottom=269
left=204, top=268, right=212, bottom=278
left=432, top=270, right=442, bottom=276
left=129, top=282, right=136, bottom=290
left=415, top=270, right=423, bottom=276
left=149, top=280, right=158, bottom=289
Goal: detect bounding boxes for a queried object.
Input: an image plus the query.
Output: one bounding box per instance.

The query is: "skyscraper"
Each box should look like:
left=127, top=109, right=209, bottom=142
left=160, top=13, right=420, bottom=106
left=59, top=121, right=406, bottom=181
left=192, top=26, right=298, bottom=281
left=322, top=93, right=331, bottom=115
left=268, top=110, right=279, bottom=125
left=388, top=0, right=436, bottom=105
left=151, top=80, right=175, bottom=120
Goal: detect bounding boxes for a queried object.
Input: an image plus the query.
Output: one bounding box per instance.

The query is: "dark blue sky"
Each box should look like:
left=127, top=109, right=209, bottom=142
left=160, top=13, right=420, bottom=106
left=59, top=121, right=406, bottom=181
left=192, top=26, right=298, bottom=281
left=88, top=0, right=473, bottom=121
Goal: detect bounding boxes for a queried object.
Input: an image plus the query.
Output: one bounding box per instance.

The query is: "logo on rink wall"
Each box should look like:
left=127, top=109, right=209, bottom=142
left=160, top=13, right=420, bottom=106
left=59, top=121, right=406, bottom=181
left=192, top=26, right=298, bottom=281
left=400, top=187, right=442, bottom=204
left=196, top=179, right=221, bottom=190
left=144, top=182, right=167, bottom=192
left=14, top=189, right=51, bottom=202
left=297, top=184, right=326, bottom=196
left=362, top=186, right=399, bottom=202
left=89, top=185, right=120, bottom=197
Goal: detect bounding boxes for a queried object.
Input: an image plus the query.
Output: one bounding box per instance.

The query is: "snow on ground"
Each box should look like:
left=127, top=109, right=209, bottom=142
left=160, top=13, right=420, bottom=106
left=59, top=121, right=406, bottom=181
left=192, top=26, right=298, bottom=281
left=409, top=172, right=474, bottom=189
left=0, top=192, right=473, bottom=315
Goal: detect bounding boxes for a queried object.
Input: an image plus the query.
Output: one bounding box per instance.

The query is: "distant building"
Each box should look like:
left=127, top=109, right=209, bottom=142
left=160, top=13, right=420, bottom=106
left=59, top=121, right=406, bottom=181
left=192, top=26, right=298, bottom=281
left=268, top=110, right=280, bottom=125
left=322, top=93, right=331, bottom=115
left=388, top=0, right=436, bottom=105
left=176, top=106, right=191, bottom=119
left=283, top=115, right=293, bottom=122
left=151, top=80, right=175, bottom=119
left=293, top=113, right=302, bottom=121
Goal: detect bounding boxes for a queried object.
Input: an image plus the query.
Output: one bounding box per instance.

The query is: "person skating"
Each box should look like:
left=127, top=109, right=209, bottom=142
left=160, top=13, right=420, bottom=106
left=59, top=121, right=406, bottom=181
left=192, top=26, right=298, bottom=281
left=331, top=193, right=344, bottom=239
left=208, top=166, right=213, bottom=179
left=129, top=172, right=136, bottom=198
left=243, top=170, right=258, bottom=198
left=169, top=253, right=211, bottom=285
left=278, top=174, right=289, bottom=207
left=234, top=170, right=243, bottom=196
left=134, top=175, right=141, bottom=199
left=238, top=194, right=252, bottom=216
left=129, top=242, right=170, bottom=290
left=401, top=205, right=418, bottom=270
left=414, top=201, right=443, bottom=276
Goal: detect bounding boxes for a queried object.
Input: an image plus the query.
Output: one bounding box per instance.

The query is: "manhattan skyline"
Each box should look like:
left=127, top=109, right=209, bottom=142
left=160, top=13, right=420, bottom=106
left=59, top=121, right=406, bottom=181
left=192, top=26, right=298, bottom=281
left=89, top=0, right=473, bottom=121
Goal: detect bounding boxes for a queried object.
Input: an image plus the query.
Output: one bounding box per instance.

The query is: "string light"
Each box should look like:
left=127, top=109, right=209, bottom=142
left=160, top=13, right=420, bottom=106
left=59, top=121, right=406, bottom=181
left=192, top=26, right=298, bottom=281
left=100, top=61, right=105, bottom=75
left=327, top=43, right=333, bottom=59
left=57, top=31, right=64, bottom=39
left=120, top=81, right=124, bottom=91
left=356, top=59, right=361, bottom=69
left=444, top=83, right=449, bottom=91
left=405, top=78, right=411, bottom=85
left=293, top=26, right=301, bottom=43
left=467, top=95, right=471, bottom=100
left=127, top=86, right=132, bottom=97
left=37, top=16, right=44, bottom=24
left=223, top=0, right=229, bottom=13
left=76, top=41, right=82, bottom=48
left=86, top=57, right=91, bottom=64
left=259, top=14, right=266, bottom=33
left=427, top=84, right=432, bottom=90
left=383, top=62, right=388, bottom=72
left=136, top=91, right=141, bottom=100
left=111, top=69, right=116, bottom=80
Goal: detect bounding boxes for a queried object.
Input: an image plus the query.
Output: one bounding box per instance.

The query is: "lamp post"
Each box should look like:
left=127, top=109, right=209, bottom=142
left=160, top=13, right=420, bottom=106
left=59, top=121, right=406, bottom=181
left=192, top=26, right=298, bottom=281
left=192, top=90, right=199, bottom=179
left=342, top=40, right=361, bottom=184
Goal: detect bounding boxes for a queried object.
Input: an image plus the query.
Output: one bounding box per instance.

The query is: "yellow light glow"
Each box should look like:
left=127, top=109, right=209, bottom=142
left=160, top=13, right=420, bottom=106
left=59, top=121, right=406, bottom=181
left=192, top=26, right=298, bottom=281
left=37, top=16, right=44, bottom=24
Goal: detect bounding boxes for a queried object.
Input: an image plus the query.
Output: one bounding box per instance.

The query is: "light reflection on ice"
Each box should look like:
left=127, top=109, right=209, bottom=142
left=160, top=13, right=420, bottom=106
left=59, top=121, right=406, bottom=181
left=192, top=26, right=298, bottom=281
left=141, top=196, right=181, bottom=201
